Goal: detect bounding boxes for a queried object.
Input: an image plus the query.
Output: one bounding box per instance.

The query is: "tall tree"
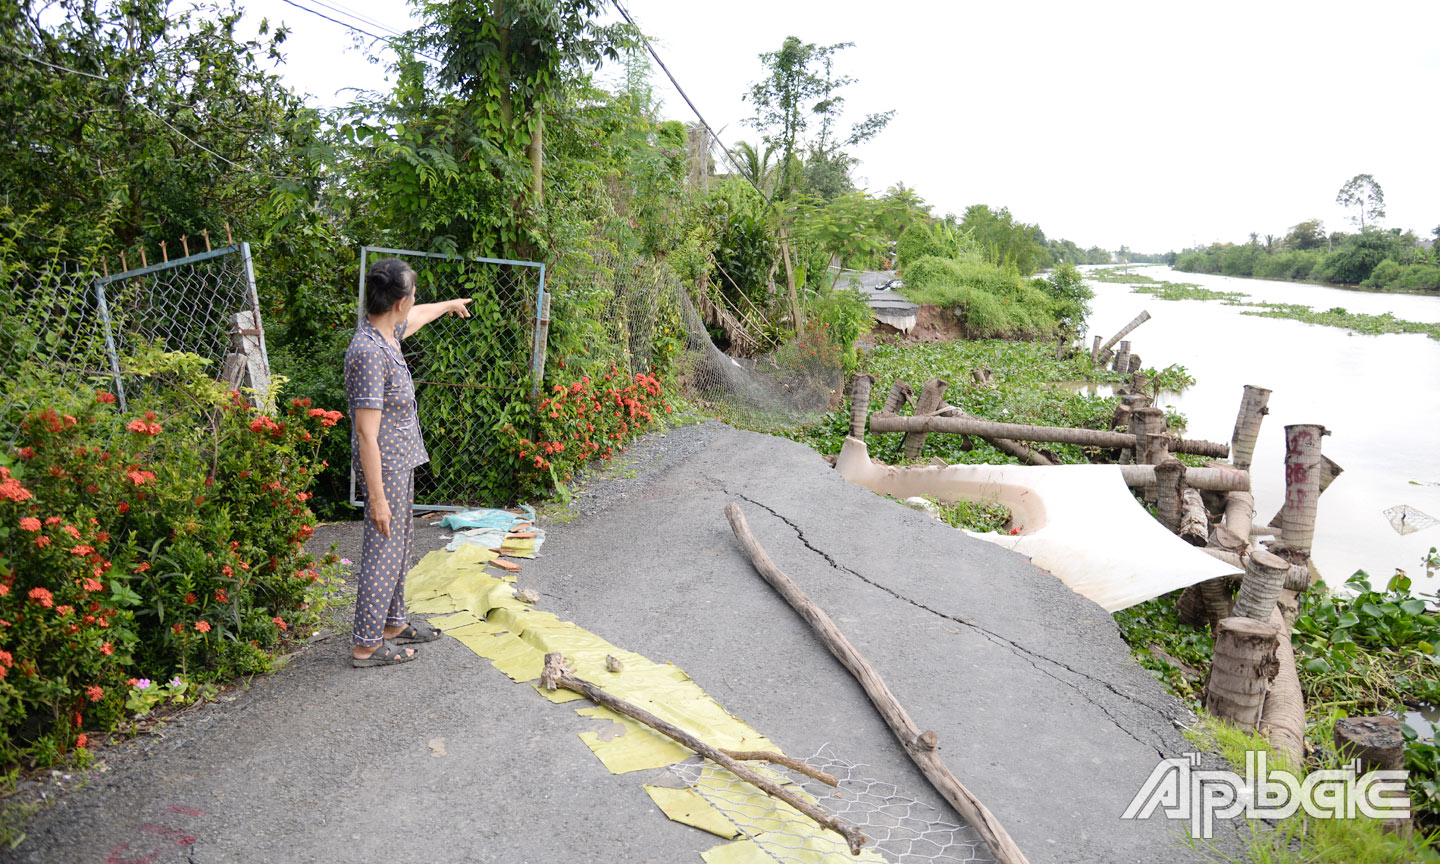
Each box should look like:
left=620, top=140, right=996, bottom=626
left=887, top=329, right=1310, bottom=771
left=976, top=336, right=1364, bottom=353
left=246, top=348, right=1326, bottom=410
left=1336, top=173, right=1386, bottom=230
left=744, top=36, right=892, bottom=198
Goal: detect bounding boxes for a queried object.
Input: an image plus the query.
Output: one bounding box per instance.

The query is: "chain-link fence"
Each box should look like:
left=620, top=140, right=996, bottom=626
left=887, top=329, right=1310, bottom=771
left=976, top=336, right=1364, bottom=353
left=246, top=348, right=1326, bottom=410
left=348, top=247, right=546, bottom=511
left=670, top=743, right=992, bottom=864
left=1, top=245, right=268, bottom=446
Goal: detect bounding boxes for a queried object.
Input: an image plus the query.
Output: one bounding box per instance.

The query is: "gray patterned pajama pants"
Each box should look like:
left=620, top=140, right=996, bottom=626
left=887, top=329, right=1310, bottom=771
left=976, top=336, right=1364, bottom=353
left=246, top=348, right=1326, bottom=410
left=354, top=468, right=414, bottom=647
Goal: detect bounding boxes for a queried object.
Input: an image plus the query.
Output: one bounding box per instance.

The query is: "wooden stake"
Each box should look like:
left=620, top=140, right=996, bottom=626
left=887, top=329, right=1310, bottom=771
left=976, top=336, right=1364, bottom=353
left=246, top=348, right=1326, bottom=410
left=1154, top=460, right=1185, bottom=532
left=880, top=380, right=913, bottom=415
left=202, top=229, right=211, bottom=252
left=847, top=374, right=874, bottom=439
left=539, top=653, right=865, bottom=853
left=901, top=378, right=948, bottom=460
left=1229, top=385, right=1271, bottom=471
left=181, top=235, right=190, bottom=257
left=1090, top=334, right=1102, bottom=366
left=225, top=221, right=233, bottom=245
left=1204, top=617, right=1280, bottom=730
left=725, top=503, right=1030, bottom=864
left=120, top=251, right=127, bottom=272
left=159, top=240, right=168, bottom=263
left=139, top=247, right=147, bottom=269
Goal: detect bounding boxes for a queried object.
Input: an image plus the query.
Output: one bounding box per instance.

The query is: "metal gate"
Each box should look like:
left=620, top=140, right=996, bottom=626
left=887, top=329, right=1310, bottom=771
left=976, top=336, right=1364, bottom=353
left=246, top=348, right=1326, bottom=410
left=348, top=247, right=547, bottom=511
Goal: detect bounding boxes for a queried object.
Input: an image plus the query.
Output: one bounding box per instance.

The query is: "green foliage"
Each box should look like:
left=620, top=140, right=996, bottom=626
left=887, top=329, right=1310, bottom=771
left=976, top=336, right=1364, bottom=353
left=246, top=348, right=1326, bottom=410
left=745, top=36, right=892, bottom=199
left=896, top=222, right=948, bottom=269
left=1036, top=262, right=1093, bottom=335
left=1115, top=593, right=1213, bottom=707
left=899, top=255, right=1060, bottom=338
left=1336, top=173, right=1387, bottom=230
left=1319, top=230, right=1404, bottom=284
left=0, top=353, right=341, bottom=769
left=808, top=287, right=872, bottom=372
left=957, top=204, right=1052, bottom=276
left=930, top=498, right=1011, bottom=533
left=788, top=339, right=1124, bottom=466
left=1364, top=261, right=1440, bottom=292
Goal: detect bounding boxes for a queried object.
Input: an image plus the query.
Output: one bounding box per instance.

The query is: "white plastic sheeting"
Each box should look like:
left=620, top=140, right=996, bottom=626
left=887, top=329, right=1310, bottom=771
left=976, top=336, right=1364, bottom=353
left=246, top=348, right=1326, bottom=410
left=834, top=436, right=1241, bottom=612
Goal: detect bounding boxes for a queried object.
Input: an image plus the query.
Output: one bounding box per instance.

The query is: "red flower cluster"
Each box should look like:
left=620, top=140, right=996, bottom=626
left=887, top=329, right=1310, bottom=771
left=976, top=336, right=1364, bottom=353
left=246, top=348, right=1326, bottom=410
left=0, top=467, right=33, bottom=503
left=125, top=418, right=162, bottom=436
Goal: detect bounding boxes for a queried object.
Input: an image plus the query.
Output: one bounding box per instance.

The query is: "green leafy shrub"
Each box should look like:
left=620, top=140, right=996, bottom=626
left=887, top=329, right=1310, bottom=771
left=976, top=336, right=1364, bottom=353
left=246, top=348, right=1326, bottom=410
left=895, top=222, right=946, bottom=269
left=808, top=287, right=872, bottom=372
left=0, top=352, right=341, bottom=767
left=500, top=367, right=672, bottom=501
left=900, top=255, right=1059, bottom=338
left=1036, top=262, right=1092, bottom=335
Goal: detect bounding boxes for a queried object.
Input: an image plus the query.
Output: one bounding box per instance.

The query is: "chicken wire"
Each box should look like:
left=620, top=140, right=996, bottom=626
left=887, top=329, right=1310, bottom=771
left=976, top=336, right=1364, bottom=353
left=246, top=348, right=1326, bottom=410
left=348, top=247, right=545, bottom=511
left=669, top=743, right=992, bottom=864
left=1, top=245, right=267, bottom=446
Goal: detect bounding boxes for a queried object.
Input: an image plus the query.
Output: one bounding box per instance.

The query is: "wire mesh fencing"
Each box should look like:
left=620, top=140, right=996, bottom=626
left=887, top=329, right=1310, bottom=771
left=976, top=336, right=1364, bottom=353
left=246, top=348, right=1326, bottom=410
left=669, top=743, right=992, bottom=864
left=1, top=245, right=268, bottom=447
left=349, top=247, right=546, bottom=511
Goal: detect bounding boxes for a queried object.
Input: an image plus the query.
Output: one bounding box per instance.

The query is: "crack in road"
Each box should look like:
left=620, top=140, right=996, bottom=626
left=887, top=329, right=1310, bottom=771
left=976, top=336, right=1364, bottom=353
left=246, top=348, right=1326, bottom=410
left=715, top=480, right=1177, bottom=758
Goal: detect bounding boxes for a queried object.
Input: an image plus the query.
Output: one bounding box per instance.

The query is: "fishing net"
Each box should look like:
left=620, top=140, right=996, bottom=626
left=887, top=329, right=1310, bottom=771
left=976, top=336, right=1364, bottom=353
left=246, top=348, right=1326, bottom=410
left=670, top=743, right=993, bottom=864
left=1383, top=505, right=1439, bottom=536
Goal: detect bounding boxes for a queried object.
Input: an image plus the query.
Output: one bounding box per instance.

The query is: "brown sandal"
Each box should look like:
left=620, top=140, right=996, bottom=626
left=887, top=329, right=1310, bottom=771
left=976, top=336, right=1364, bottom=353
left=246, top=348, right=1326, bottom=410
left=352, top=640, right=418, bottom=667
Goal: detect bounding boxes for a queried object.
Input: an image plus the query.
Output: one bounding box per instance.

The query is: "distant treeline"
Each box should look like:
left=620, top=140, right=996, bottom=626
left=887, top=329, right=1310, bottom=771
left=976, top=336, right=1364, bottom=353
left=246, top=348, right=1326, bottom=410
left=1171, top=222, right=1439, bottom=293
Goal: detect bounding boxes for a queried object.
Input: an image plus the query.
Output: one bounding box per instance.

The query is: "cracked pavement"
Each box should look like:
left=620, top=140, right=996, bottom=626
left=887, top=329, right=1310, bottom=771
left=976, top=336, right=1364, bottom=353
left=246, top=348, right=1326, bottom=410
left=8, top=421, right=1222, bottom=863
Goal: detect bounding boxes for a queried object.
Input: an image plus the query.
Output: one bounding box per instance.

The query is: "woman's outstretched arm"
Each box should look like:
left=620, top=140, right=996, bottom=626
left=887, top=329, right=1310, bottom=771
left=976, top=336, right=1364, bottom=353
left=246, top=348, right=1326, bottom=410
left=403, top=298, right=472, bottom=338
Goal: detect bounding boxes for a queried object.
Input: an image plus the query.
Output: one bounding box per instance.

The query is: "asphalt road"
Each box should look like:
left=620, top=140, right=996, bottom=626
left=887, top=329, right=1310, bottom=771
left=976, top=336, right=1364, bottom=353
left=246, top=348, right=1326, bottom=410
left=6, top=421, right=1222, bottom=864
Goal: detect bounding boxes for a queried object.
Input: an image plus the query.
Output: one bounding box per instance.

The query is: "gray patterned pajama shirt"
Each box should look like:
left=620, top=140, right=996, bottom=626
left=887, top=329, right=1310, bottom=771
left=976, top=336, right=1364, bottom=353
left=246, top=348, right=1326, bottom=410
left=344, top=319, right=429, bottom=648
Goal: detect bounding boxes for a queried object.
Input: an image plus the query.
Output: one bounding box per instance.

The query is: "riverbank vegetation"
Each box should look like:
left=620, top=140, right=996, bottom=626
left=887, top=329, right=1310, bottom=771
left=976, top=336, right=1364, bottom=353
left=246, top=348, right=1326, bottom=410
left=1170, top=176, right=1439, bottom=293
left=1091, top=267, right=1440, bottom=341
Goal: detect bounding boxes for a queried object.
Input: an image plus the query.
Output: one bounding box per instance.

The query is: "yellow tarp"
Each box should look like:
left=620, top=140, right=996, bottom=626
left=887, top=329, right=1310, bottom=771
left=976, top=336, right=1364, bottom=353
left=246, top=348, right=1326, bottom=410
left=643, top=786, right=740, bottom=840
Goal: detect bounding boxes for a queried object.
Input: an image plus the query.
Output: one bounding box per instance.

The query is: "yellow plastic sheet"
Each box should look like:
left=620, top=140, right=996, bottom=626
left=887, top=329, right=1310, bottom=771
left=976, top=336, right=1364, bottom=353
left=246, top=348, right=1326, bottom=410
left=643, top=786, right=740, bottom=840
left=575, top=706, right=691, bottom=773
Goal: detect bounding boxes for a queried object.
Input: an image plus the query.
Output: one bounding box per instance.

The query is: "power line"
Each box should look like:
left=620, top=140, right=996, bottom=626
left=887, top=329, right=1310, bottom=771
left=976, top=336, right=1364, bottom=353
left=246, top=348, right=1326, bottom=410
left=608, top=0, right=769, bottom=204
left=278, top=0, right=446, bottom=67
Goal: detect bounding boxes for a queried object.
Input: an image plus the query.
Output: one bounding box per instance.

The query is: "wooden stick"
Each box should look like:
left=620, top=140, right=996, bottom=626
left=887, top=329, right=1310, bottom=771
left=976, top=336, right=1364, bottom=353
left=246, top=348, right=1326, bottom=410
left=180, top=235, right=190, bottom=257
left=1097, top=310, right=1151, bottom=364
left=871, top=411, right=1230, bottom=459
left=539, top=653, right=866, bottom=854
left=725, top=502, right=1030, bottom=864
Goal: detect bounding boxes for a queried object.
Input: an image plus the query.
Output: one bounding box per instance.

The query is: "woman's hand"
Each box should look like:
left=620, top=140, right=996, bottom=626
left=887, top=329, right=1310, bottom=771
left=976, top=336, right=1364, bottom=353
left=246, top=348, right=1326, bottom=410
left=446, top=297, right=472, bottom=318
left=370, top=497, right=392, bottom=538
left=401, top=298, right=472, bottom=338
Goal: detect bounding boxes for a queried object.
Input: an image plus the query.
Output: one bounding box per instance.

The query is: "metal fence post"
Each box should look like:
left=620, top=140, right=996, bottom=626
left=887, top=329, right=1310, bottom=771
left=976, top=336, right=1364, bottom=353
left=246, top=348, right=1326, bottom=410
left=240, top=242, right=271, bottom=378
left=92, top=279, right=128, bottom=412
left=531, top=263, right=548, bottom=398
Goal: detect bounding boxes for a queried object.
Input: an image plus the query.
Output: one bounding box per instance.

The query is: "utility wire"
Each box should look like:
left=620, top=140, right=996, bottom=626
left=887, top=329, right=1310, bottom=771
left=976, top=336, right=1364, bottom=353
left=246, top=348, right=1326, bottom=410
left=608, top=0, right=769, bottom=204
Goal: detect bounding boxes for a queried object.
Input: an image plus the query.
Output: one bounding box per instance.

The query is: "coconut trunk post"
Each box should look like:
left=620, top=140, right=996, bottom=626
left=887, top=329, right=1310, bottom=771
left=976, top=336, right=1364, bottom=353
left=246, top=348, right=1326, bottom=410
left=1231, top=548, right=1291, bottom=622
left=1260, top=598, right=1306, bottom=767
left=1090, top=335, right=1103, bottom=367
left=869, top=412, right=1229, bottom=458
left=1268, top=455, right=1343, bottom=533
left=847, top=374, right=875, bottom=439
left=1120, top=464, right=1249, bottom=492
left=1280, top=424, right=1328, bottom=557
left=1130, top=406, right=1169, bottom=469
left=1229, top=385, right=1271, bottom=471
left=1111, top=340, right=1131, bottom=374
left=1154, top=460, right=1186, bottom=532
left=1204, top=617, right=1281, bottom=730
left=901, top=378, right=949, bottom=459
left=1179, top=488, right=1209, bottom=547
left=1097, top=310, right=1151, bottom=365
left=880, top=380, right=913, bottom=415
left=1127, top=354, right=1142, bottom=374
left=1331, top=716, right=1412, bottom=831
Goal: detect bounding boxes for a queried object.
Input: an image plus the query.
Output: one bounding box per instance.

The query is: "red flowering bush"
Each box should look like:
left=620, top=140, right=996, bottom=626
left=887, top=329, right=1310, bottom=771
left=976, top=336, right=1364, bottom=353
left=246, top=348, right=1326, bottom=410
left=0, top=352, right=343, bottom=767
left=500, top=365, right=672, bottom=499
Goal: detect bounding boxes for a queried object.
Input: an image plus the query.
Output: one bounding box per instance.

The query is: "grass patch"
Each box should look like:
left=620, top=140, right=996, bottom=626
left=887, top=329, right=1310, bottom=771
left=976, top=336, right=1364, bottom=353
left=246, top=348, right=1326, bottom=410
left=932, top=497, right=1011, bottom=533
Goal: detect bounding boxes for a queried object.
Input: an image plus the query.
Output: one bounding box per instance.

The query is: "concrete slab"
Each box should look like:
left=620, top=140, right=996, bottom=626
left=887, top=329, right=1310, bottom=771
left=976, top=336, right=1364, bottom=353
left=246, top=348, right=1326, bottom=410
left=7, top=423, right=1227, bottom=864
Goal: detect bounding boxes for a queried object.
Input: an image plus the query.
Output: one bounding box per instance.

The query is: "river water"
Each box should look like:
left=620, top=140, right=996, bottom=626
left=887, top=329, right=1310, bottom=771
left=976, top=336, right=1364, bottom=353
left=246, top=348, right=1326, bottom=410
left=1080, top=266, right=1440, bottom=589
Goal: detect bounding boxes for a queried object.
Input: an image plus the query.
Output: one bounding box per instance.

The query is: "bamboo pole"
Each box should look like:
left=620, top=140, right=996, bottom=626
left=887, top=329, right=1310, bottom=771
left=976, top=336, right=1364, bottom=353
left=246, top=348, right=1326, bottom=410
left=725, top=503, right=1030, bottom=864
left=901, top=379, right=948, bottom=460
left=1096, top=310, right=1151, bottom=364
left=539, top=653, right=866, bottom=853
left=1204, top=617, right=1280, bottom=730
left=1280, top=424, right=1327, bottom=556
left=848, top=374, right=875, bottom=439
left=1229, top=385, right=1271, bottom=471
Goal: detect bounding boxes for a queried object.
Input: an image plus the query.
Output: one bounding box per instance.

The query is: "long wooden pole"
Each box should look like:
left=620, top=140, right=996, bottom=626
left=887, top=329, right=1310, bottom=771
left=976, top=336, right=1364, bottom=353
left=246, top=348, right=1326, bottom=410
left=869, top=412, right=1229, bottom=458
left=725, top=503, right=1030, bottom=864
left=1096, top=310, right=1151, bottom=364
left=539, top=653, right=868, bottom=854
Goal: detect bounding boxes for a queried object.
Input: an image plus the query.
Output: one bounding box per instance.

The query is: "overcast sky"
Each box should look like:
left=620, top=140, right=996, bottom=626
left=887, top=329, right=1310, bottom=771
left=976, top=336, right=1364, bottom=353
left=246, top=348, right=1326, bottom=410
left=241, top=0, right=1440, bottom=252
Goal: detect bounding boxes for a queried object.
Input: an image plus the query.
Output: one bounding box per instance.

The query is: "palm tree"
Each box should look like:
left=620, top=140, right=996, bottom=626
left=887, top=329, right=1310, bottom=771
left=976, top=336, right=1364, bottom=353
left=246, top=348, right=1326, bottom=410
left=731, top=141, right=776, bottom=195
